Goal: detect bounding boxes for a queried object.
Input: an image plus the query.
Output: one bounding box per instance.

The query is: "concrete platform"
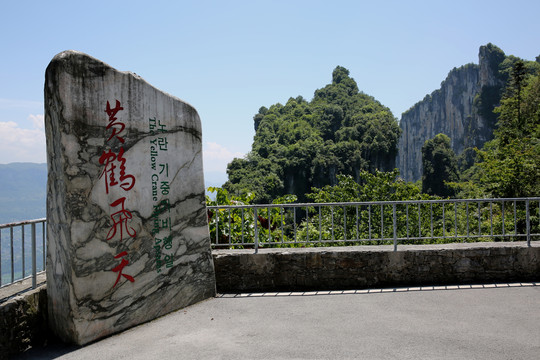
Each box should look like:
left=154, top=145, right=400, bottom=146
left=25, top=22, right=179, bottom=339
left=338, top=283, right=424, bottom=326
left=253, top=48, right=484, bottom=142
left=13, top=282, right=540, bottom=360
left=0, top=273, right=46, bottom=304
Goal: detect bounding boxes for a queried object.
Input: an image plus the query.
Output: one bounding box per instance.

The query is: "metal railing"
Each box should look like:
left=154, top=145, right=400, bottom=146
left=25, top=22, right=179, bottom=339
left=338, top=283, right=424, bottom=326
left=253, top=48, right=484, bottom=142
left=0, top=218, right=47, bottom=289
left=1, top=198, right=539, bottom=289
left=208, top=197, right=540, bottom=253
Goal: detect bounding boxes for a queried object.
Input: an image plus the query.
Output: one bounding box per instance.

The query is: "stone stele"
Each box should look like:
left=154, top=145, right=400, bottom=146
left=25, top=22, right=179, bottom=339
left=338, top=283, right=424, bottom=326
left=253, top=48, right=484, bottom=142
left=44, top=50, right=216, bottom=345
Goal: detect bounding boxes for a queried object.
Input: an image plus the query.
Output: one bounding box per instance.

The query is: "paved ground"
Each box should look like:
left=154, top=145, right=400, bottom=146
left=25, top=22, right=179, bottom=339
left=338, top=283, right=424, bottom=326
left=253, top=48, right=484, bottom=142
left=12, top=282, right=540, bottom=360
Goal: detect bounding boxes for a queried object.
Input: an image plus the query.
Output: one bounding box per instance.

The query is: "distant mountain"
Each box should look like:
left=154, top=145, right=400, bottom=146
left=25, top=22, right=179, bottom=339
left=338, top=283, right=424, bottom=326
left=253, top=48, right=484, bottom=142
left=0, top=162, right=228, bottom=224
left=0, top=163, right=47, bottom=224
left=397, top=43, right=540, bottom=182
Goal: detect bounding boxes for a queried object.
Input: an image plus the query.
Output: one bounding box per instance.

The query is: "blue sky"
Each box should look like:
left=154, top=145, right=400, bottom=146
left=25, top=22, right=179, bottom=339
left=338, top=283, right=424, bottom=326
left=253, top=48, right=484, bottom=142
left=1, top=0, right=539, bottom=185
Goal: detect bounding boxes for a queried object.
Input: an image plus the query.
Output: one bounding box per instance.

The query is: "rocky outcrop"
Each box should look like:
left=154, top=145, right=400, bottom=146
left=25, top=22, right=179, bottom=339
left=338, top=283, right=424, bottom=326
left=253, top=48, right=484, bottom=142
left=397, top=44, right=507, bottom=182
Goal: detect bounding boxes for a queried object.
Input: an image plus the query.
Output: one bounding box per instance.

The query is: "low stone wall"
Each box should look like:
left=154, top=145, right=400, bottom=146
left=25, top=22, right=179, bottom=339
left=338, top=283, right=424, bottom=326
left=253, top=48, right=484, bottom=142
left=0, top=286, right=48, bottom=360
left=213, top=242, right=540, bottom=292
left=2, top=242, right=539, bottom=357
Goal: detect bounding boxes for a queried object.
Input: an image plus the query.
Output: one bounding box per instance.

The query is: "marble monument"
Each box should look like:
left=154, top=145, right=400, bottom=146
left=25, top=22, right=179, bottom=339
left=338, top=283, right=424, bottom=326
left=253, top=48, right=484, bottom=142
left=44, top=50, right=216, bottom=345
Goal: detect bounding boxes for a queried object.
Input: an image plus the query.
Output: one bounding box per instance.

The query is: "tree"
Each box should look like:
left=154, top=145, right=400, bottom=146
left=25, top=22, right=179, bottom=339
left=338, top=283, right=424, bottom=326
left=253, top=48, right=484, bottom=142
left=307, top=170, right=431, bottom=203
left=297, top=171, right=439, bottom=245
left=477, top=71, right=540, bottom=198
left=224, top=66, right=401, bottom=203
left=421, top=134, right=459, bottom=197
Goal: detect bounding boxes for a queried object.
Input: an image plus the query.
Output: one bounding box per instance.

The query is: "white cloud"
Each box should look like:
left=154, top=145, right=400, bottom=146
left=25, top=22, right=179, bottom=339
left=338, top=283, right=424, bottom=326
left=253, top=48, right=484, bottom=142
left=28, top=114, right=44, bottom=130
left=0, top=115, right=46, bottom=163
left=203, top=141, right=245, bottom=173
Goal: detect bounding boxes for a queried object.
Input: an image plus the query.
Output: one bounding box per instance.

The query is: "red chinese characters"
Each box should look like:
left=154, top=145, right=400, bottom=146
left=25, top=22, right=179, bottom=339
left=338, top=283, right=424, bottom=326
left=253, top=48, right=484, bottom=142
left=100, top=99, right=136, bottom=288
left=112, top=251, right=135, bottom=288
left=105, top=100, right=126, bottom=143
left=106, top=197, right=136, bottom=241
left=99, top=148, right=135, bottom=194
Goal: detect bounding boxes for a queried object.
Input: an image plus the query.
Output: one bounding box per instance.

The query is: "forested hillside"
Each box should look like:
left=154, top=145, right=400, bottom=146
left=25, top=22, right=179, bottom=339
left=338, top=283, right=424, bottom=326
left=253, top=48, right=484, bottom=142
left=224, top=66, right=401, bottom=203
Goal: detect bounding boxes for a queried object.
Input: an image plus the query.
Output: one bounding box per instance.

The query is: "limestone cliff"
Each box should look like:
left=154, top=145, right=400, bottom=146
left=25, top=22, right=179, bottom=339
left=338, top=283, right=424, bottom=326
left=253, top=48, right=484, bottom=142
left=397, top=44, right=507, bottom=182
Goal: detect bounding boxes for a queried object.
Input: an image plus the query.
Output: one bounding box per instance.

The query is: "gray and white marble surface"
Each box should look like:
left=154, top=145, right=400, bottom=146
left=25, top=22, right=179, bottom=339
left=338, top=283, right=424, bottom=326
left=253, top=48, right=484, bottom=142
left=45, top=50, right=216, bottom=345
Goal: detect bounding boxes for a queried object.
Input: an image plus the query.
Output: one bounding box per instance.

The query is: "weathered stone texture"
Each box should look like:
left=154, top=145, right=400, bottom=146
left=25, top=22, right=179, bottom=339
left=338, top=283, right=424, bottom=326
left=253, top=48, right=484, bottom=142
left=45, top=50, right=215, bottom=345
left=213, top=243, right=540, bottom=292
left=0, top=287, right=48, bottom=360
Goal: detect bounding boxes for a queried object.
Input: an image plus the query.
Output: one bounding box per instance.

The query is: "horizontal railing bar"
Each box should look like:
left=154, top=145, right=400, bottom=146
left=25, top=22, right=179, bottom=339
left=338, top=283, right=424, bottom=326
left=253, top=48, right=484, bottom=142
left=208, top=197, right=540, bottom=210
left=212, top=233, right=538, bottom=246
left=213, top=239, right=539, bottom=249
left=0, top=218, right=47, bottom=229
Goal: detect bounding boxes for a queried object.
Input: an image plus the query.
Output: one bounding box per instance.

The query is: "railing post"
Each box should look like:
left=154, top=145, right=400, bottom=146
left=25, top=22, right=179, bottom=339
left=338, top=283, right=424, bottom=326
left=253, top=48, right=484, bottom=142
left=513, top=201, right=517, bottom=237
left=42, top=221, right=46, bottom=271
left=355, top=205, right=359, bottom=240
left=393, top=204, right=397, bottom=251
left=454, top=201, right=458, bottom=241
left=32, top=222, right=37, bottom=289
left=490, top=202, right=493, bottom=237
left=22, top=225, right=25, bottom=279
left=381, top=205, right=384, bottom=240
left=502, top=201, right=506, bottom=238
left=418, top=203, right=421, bottom=238
left=293, top=207, right=297, bottom=243
left=228, top=209, right=232, bottom=244
left=526, top=199, right=530, bottom=247
left=319, top=206, right=322, bottom=242
left=254, top=208, right=259, bottom=254
left=430, top=203, right=433, bottom=239
left=342, top=205, right=347, bottom=242
left=331, top=207, right=335, bottom=241
left=268, top=206, right=272, bottom=243
left=466, top=202, right=469, bottom=240
left=306, top=206, right=309, bottom=243
left=215, top=209, right=219, bottom=246
left=10, top=226, right=14, bottom=283
left=241, top=208, right=245, bottom=244
left=368, top=205, right=372, bottom=240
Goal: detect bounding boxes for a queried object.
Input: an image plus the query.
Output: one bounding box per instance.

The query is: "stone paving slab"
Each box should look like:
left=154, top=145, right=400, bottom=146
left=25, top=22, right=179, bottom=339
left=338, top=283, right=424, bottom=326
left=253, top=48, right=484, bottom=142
left=13, top=282, right=540, bottom=360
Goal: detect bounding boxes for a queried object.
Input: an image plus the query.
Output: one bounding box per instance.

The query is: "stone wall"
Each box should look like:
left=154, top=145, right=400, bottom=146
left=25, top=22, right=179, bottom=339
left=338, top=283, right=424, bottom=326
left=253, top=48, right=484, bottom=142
left=213, top=242, right=539, bottom=292
left=0, top=287, right=48, bottom=360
